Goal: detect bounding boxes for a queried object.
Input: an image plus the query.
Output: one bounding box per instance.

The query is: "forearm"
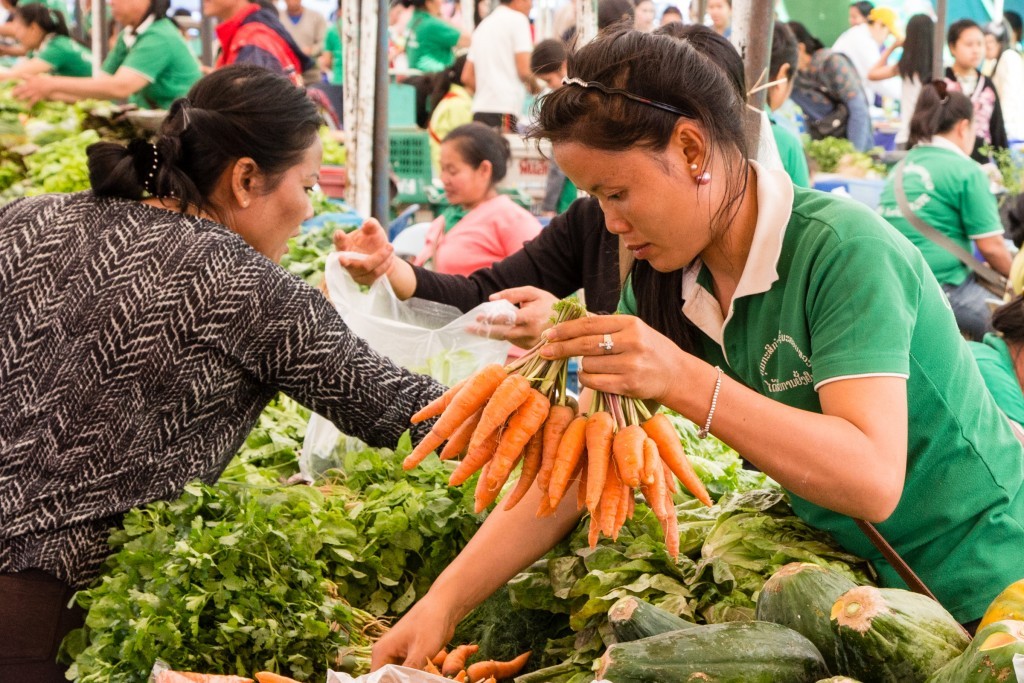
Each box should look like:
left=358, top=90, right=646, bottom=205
left=661, top=356, right=903, bottom=521
left=425, top=479, right=583, bottom=623
left=386, top=257, right=418, bottom=299
left=48, top=75, right=133, bottom=101
left=978, top=242, right=1013, bottom=276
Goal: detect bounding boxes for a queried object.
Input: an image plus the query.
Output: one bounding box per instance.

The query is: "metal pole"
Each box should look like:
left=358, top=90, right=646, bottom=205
left=342, top=0, right=360, bottom=206
left=73, top=0, right=84, bottom=44
left=372, top=0, right=389, bottom=223
left=90, top=0, right=102, bottom=73
left=576, top=0, right=598, bottom=46
left=731, top=0, right=774, bottom=112
left=933, top=0, right=947, bottom=80
left=355, top=0, right=377, bottom=217
left=694, top=0, right=708, bottom=25
left=200, top=0, right=215, bottom=68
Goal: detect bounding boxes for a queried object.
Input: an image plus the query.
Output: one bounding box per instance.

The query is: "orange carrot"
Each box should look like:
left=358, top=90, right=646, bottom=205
left=584, top=412, right=615, bottom=513
left=613, top=481, right=631, bottom=540
left=599, top=463, right=623, bottom=537
left=487, top=391, right=551, bottom=488
left=431, top=648, right=448, bottom=667
left=405, top=364, right=507, bottom=469
left=503, top=431, right=543, bottom=511
left=441, top=644, right=479, bottom=677
left=643, top=413, right=711, bottom=506
left=612, top=424, right=645, bottom=488
left=641, top=437, right=658, bottom=486
left=627, top=486, right=635, bottom=519
left=577, top=461, right=588, bottom=512
left=440, top=408, right=483, bottom=461
left=548, top=416, right=588, bottom=508
left=255, top=674, right=300, bottom=683
left=663, top=493, right=680, bottom=559
left=411, top=378, right=467, bottom=424
left=587, top=510, right=600, bottom=548
left=647, top=458, right=669, bottom=519
left=474, top=460, right=502, bottom=513
left=451, top=426, right=501, bottom=487
left=468, top=374, right=532, bottom=450
left=662, top=460, right=678, bottom=494
left=453, top=672, right=468, bottom=683
left=538, top=405, right=575, bottom=494
left=424, top=657, right=441, bottom=675
left=536, top=494, right=557, bottom=518
left=466, top=651, right=531, bottom=681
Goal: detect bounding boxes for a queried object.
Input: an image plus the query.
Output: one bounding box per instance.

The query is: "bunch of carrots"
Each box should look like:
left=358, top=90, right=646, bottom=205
left=405, top=298, right=712, bottom=557
left=422, top=646, right=530, bottom=682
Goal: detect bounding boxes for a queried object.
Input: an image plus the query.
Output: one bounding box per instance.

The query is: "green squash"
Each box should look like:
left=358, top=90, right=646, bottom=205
left=756, top=562, right=858, bottom=673
left=608, top=596, right=697, bottom=643
left=926, top=619, right=1024, bottom=682
left=597, top=621, right=830, bottom=683
left=830, top=586, right=970, bottom=682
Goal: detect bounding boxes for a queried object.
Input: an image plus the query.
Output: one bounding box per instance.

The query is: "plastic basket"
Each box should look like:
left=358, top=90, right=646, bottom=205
left=388, top=83, right=417, bottom=127
left=389, top=127, right=432, bottom=204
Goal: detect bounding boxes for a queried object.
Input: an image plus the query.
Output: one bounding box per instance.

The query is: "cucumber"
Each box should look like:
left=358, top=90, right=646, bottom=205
left=830, top=586, right=970, bottom=682
left=756, top=562, right=858, bottom=673
left=926, top=619, right=1024, bottom=682
left=608, top=596, right=696, bottom=642
left=597, top=621, right=829, bottom=683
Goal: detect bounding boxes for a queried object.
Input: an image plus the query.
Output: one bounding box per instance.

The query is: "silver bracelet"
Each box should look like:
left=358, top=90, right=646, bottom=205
left=697, top=366, right=723, bottom=439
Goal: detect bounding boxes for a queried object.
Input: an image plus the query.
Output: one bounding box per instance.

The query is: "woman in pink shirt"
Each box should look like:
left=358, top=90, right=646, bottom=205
left=416, top=123, right=541, bottom=275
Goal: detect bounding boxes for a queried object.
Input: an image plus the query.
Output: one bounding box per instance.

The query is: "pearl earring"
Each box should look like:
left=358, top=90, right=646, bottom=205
left=698, top=172, right=712, bottom=185
left=690, top=163, right=698, bottom=171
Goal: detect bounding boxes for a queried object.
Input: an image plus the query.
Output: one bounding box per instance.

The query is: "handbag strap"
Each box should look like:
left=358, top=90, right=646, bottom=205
left=855, top=519, right=972, bottom=639
left=893, top=160, right=1007, bottom=290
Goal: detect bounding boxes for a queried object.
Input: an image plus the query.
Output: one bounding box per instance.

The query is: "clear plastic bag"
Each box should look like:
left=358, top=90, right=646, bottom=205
left=299, top=255, right=515, bottom=479
left=327, top=665, right=449, bottom=683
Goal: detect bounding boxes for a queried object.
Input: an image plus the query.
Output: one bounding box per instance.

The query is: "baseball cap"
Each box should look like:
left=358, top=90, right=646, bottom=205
left=869, top=7, right=903, bottom=40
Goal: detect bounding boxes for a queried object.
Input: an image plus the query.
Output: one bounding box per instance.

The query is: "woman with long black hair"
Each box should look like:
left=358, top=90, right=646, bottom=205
left=868, top=13, right=933, bottom=148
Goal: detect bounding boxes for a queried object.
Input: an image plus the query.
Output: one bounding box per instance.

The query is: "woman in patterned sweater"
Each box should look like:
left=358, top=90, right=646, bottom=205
left=0, top=65, right=442, bottom=680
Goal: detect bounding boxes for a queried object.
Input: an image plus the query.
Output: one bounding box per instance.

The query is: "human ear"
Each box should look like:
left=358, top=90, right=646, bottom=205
left=231, top=157, right=259, bottom=209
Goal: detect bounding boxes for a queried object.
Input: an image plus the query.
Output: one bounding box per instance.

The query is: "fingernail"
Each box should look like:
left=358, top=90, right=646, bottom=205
left=540, top=347, right=554, bottom=358
left=542, top=329, right=555, bottom=341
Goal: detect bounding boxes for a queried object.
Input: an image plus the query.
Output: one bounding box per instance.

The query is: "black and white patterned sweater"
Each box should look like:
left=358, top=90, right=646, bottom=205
left=0, top=192, right=443, bottom=587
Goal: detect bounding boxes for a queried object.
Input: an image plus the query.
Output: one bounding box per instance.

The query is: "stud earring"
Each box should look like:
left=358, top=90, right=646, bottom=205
left=690, top=163, right=698, bottom=171
left=697, top=172, right=712, bottom=185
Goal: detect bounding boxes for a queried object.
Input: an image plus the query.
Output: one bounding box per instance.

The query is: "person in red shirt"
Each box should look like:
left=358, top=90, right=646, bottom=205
left=204, top=0, right=312, bottom=84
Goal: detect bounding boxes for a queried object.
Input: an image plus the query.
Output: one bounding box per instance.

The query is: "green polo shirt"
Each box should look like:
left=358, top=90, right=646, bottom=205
left=102, top=18, right=201, bottom=110
left=970, top=333, right=1024, bottom=427
left=33, top=34, right=92, bottom=78
left=877, top=141, right=1004, bottom=287
left=621, top=165, right=1024, bottom=623
left=405, top=9, right=460, bottom=73
left=324, top=22, right=343, bottom=84
left=770, top=119, right=809, bottom=188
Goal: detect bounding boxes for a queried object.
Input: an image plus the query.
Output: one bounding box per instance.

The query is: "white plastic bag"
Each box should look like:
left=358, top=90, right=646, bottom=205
left=300, top=255, right=515, bottom=479
left=327, top=665, right=449, bottom=683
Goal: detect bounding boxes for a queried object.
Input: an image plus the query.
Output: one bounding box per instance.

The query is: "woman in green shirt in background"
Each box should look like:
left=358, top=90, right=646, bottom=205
left=401, top=0, right=468, bottom=73
left=0, top=4, right=91, bottom=79
left=12, top=0, right=199, bottom=109
left=971, top=297, right=1024, bottom=428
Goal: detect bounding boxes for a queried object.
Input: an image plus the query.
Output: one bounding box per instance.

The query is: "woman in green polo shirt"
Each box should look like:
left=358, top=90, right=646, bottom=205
left=401, top=0, right=468, bottom=73
left=877, top=80, right=1013, bottom=340
left=371, top=27, right=1024, bottom=670
left=11, top=0, right=199, bottom=109
left=0, top=4, right=91, bottom=79
left=971, top=297, right=1024, bottom=427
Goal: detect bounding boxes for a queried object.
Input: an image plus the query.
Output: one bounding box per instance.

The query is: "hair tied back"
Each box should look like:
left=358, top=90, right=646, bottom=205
left=932, top=78, right=950, bottom=103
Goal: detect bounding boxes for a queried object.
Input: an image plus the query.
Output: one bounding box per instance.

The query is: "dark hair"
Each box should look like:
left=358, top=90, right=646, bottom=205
left=598, top=0, right=634, bottom=30
left=442, top=122, right=511, bottom=184
left=87, top=65, right=321, bottom=214
left=661, top=5, right=682, bottom=19
left=992, top=295, right=1024, bottom=342
left=654, top=23, right=745, bottom=96
left=1006, top=10, right=1023, bottom=40
left=529, top=28, right=748, bottom=352
left=787, top=21, right=824, bottom=54
left=948, top=18, right=982, bottom=47
left=907, top=80, right=973, bottom=147
left=898, top=14, right=934, bottom=82
left=148, top=0, right=171, bottom=19
left=770, top=22, right=798, bottom=81
left=399, top=0, right=428, bottom=7
left=13, top=2, right=69, bottom=37
left=531, top=38, right=567, bottom=76
left=428, top=53, right=467, bottom=116
left=850, top=1, right=873, bottom=19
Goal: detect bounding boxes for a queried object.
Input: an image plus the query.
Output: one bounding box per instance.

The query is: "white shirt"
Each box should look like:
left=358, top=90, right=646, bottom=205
left=898, top=75, right=922, bottom=145
left=991, top=49, right=1024, bottom=141
left=467, top=5, right=533, bottom=116
left=832, top=24, right=901, bottom=102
